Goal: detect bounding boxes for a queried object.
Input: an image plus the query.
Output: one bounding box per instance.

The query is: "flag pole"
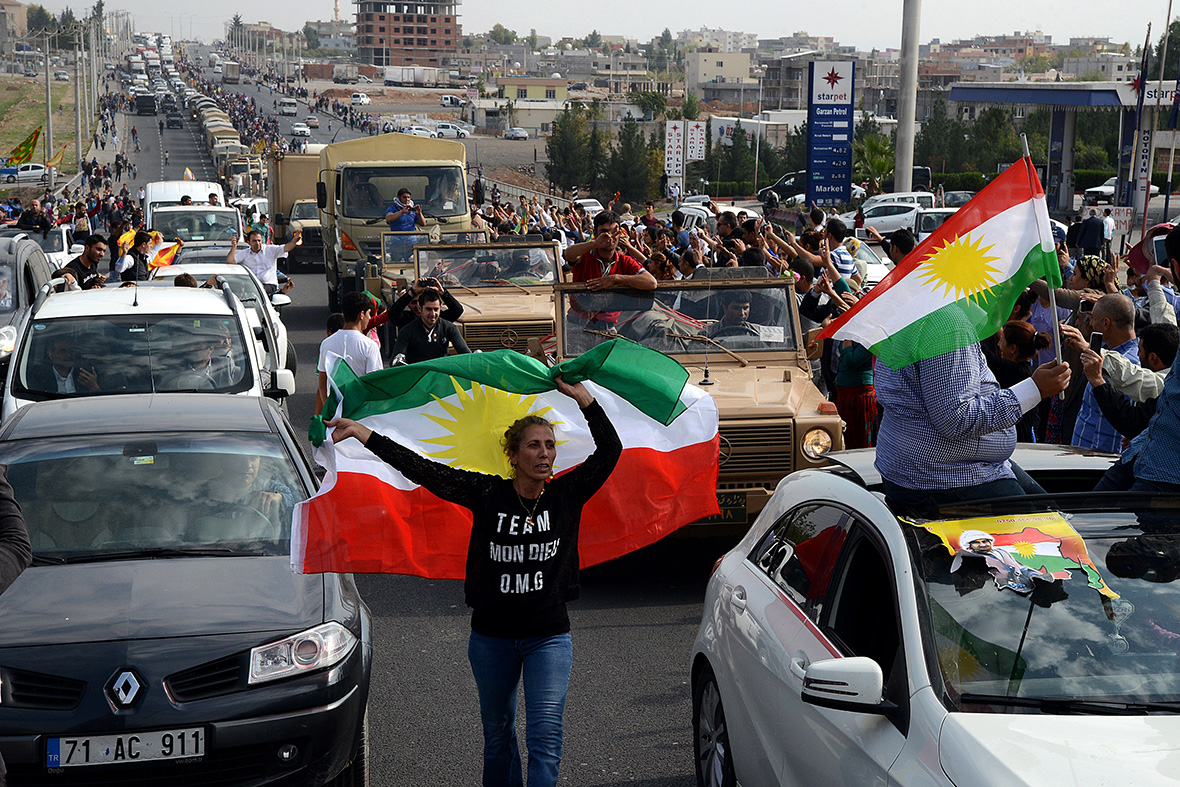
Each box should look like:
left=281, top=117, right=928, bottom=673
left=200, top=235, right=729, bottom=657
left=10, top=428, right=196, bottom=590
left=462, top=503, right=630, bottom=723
left=1019, top=134, right=1065, bottom=376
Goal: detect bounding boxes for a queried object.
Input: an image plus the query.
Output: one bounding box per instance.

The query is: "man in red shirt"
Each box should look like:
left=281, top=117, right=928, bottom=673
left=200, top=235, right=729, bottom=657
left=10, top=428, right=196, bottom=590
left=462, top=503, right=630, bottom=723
left=562, top=210, right=656, bottom=292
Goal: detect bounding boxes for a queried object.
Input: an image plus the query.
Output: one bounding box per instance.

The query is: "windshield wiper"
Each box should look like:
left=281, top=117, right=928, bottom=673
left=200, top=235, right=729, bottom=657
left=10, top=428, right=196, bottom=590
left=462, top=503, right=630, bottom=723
left=55, top=547, right=266, bottom=564
left=481, top=278, right=530, bottom=294
left=666, top=331, right=749, bottom=367
left=960, top=693, right=1180, bottom=715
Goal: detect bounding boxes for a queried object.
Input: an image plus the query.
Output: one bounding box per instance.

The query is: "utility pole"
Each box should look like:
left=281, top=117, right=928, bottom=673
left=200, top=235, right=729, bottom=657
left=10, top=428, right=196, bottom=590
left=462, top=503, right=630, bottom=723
left=74, top=27, right=82, bottom=171
left=44, top=29, right=53, bottom=188
left=894, top=0, right=921, bottom=192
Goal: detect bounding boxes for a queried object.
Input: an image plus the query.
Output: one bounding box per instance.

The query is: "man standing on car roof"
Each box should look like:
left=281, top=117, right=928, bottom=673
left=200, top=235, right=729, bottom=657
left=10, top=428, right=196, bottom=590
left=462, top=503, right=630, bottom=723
left=227, top=228, right=300, bottom=296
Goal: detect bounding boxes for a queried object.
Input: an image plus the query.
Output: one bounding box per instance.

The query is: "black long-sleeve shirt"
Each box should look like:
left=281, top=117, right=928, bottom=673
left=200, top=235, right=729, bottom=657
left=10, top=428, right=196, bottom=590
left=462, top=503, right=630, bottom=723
left=364, top=400, right=621, bottom=637
left=0, top=468, right=30, bottom=596
left=387, top=287, right=463, bottom=329
left=389, top=317, right=470, bottom=363
left=1092, top=381, right=1157, bottom=440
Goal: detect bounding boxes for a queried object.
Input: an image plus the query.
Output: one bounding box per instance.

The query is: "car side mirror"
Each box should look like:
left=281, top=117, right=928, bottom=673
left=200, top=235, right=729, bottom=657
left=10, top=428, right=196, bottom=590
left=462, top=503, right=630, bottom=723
left=264, top=368, right=295, bottom=399
left=271, top=293, right=292, bottom=308
left=69, top=243, right=84, bottom=255
left=801, top=657, right=893, bottom=715
left=316, top=182, right=327, bottom=210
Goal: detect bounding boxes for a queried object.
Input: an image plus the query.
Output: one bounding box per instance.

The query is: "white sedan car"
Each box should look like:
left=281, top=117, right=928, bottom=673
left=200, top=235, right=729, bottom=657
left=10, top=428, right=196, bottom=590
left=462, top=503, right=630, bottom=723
left=290, top=122, right=311, bottom=137
left=504, top=127, right=529, bottom=140
left=844, top=202, right=921, bottom=238
left=403, top=126, right=434, bottom=138
left=1084, top=176, right=1159, bottom=205
left=692, top=449, right=1180, bottom=787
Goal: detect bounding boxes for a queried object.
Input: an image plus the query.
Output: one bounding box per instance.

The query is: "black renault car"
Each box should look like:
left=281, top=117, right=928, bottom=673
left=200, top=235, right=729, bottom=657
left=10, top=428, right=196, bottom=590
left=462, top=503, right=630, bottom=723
left=0, top=395, right=371, bottom=785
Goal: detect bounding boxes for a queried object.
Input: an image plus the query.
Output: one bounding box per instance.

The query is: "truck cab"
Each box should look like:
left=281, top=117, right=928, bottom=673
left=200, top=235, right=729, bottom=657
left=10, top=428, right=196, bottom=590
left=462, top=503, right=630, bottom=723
left=551, top=272, right=844, bottom=528
left=317, top=135, right=470, bottom=310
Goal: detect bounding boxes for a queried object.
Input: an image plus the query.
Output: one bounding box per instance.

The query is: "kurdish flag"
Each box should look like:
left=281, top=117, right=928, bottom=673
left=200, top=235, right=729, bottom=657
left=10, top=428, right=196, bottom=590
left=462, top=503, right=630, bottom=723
left=45, top=143, right=68, bottom=169
left=6, top=127, right=40, bottom=167
left=817, top=156, right=1061, bottom=368
left=294, top=342, right=720, bottom=577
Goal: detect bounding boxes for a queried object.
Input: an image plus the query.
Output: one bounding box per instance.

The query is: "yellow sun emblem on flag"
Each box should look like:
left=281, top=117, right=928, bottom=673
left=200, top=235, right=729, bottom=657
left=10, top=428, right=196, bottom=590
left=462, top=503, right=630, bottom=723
left=420, top=378, right=563, bottom=478
left=1009, top=540, right=1036, bottom=559
left=915, top=233, right=1003, bottom=303
left=937, top=642, right=984, bottom=683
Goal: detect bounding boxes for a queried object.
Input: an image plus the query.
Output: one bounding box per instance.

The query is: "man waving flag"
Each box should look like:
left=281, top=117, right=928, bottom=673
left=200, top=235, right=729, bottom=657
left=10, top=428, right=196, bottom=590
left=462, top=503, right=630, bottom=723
left=294, top=342, right=720, bottom=577
left=816, top=155, right=1062, bottom=368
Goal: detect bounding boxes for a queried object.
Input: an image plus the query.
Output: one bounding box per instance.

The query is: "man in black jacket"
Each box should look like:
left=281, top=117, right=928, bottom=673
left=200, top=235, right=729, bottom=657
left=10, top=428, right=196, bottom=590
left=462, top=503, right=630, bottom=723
left=390, top=288, right=471, bottom=364
left=1078, top=209, right=1106, bottom=258
left=1085, top=322, right=1178, bottom=439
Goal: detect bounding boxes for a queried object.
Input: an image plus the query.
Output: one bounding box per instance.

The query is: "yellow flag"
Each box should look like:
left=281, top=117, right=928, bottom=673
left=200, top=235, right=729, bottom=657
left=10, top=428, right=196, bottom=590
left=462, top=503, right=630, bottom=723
left=183, top=167, right=194, bottom=181
left=46, top=143, right=68, bottom=169
left=6, top=127, right=41, bottom=166
left=118, top=227, right=137, bottom=248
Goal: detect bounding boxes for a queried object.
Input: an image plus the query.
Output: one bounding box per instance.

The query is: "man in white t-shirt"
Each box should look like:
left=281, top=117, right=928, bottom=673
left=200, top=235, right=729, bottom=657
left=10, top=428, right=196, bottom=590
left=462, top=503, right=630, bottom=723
left=316, top=291, right=384, bottom=415
left=227, top=228, right=300, bottom=294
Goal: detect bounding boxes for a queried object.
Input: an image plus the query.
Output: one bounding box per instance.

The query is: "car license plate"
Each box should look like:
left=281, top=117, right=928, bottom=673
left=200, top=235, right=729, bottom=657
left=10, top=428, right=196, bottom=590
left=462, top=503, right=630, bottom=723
left=47, top=728, right=205, bottom=768
left=700, top=492, right=748, bottom=525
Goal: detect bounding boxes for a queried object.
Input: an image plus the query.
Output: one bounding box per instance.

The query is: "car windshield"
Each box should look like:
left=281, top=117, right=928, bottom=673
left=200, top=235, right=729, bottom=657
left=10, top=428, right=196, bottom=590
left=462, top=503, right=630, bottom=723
left=382, top=230, right=489, bottom=264
left=908, top=500, right=1180, bottom=710
left=1, top=228, right=63, bottom=253
left=291, top=202, right=319, bottom=220
left=3, top=433, right=307, bottom=559
left=556, top=277, right=800, bottom=357
left=412, top=242, right=558, bottom=286
left=152, top=210, right=239, bottom=241
left=341, top=165, right=467, bottom=220
left=14, top=314, right=253, bottom=398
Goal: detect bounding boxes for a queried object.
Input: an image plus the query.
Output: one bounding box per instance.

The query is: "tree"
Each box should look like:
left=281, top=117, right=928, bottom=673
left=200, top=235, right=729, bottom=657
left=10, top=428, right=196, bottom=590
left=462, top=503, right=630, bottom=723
left=628, top=90, right=666, bottom=120
left=303, top=23, right=320, bottom=50
left=783, top=122, right=808, bottom=172
left=488, top=23, right=517, bottom=45
left=853, top=132, right=895, bottom=194
left=681, top=91, right=700, bottom=120
left=545, top=103, right=589, bottom=193
left=230, top=13, right=243, bottom=33
left=914, top=99, right=968, bottom=172
left=1150, top=19, right=1180, bottom=80
left=584, top=30, right=602, bottom=49
left=725, top=120, right=754, bottom=183
left=27, top=4, right=55, bottom=35
left=586, top=125, right=607, bottom=192
left=526, top=29, right=538, bottom=50
left=604, top=116, right=653, bottom=202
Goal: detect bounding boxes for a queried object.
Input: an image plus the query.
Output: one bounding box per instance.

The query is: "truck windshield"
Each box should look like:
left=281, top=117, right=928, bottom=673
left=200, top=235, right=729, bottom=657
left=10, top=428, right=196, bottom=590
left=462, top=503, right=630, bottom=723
left=341, top=165, right=467, bottom=220
left=556, top=276, right=801, bottom=358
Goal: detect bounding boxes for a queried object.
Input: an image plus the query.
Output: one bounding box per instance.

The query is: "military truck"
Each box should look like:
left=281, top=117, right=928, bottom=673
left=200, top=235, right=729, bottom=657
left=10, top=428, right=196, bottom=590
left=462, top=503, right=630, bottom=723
left=317, top=134, right=470, bottom=310
left=411, top=241, right=557, bottom=353
left=268, top=150, right=326, bottom=271
left=551, top=272, right=844, bottom=527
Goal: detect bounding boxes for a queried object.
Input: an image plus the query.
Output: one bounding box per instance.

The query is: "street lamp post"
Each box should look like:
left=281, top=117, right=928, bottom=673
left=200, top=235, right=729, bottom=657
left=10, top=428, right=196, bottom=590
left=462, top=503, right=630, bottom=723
left=753, top=68, right=763, bottom=194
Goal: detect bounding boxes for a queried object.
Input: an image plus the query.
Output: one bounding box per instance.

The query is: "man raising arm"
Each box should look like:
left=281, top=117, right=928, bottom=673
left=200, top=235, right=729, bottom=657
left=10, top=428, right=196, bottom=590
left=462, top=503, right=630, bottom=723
left=562, top=210, right=657, bottom=291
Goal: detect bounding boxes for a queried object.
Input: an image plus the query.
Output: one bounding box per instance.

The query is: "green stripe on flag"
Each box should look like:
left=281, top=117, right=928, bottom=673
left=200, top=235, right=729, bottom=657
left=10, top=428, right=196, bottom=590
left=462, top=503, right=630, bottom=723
left=311, top=341, right=691, bottom=446
left=870, top=245, right=1062, bottom=369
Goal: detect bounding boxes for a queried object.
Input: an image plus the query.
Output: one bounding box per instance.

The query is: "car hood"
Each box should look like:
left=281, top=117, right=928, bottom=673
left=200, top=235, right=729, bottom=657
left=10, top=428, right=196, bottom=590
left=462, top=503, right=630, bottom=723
left=940, top=712, right=1180, bottom=786
left=0, top=556, right=324, bottom=645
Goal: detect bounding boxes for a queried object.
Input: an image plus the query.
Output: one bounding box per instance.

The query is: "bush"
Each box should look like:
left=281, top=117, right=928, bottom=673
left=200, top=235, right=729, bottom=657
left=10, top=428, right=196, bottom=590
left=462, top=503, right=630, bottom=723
left=932, top=172, right=987, bottom=192
left=1074, top=170, right=1116, bottom=192
left=707, top=181, right=754, bottom=198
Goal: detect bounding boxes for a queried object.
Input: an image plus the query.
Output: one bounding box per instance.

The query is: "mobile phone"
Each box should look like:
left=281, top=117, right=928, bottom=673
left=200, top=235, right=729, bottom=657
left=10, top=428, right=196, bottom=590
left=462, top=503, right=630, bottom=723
left=1079, top=300, right=1094, bottom=313
left=1089, top=332, right=1104, bottom=352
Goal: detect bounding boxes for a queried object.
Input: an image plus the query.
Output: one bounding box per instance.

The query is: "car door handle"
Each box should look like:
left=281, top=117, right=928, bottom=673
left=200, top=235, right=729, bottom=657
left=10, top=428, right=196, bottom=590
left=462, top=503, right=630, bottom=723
left=789, top=655, right=808, bottom=681
left=730, top=585, right=747, bottom=612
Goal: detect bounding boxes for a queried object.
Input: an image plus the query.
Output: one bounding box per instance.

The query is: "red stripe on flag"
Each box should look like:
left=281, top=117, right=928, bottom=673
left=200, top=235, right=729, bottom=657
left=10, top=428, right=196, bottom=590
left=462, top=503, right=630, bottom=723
left=297, top=438, right=721, bottom=577
left=816, top=156, right=1044, bottom=344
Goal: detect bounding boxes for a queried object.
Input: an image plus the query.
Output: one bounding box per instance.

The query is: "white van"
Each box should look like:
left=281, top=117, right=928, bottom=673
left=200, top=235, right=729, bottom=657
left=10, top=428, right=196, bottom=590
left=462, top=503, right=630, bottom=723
left=860, top=191, right=936, bottom=211
left=143, top=181, right=226, bottom=230
left=440, top=94, right=466, bottom=107
left=277, top=97, right=299, bottom=116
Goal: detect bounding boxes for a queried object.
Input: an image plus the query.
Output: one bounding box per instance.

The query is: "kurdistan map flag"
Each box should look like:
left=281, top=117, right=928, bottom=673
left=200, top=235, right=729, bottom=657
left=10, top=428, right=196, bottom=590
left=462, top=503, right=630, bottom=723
left=912, top=511, right=1117, bottom=598
left=6, top=126, right=40, bottom=167
left=816, top=155, right=1062, bottom=369
left=293, top=342, right=721, bottom=577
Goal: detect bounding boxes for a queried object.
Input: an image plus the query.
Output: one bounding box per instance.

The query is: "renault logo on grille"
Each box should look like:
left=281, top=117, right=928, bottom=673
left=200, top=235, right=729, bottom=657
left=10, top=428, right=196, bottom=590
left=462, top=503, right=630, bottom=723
left=108, top=670, right=142, bottom=707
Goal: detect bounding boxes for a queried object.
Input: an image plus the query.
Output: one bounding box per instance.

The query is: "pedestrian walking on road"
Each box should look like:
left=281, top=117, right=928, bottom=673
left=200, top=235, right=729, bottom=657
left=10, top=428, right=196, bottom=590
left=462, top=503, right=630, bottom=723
left=325, top=378, right=622, bottom=787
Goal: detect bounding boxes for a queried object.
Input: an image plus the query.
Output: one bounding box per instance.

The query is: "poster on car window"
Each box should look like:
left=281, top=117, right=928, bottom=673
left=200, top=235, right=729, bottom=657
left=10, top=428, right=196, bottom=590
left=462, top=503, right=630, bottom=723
left=909, top=512, right=1118, bottom=598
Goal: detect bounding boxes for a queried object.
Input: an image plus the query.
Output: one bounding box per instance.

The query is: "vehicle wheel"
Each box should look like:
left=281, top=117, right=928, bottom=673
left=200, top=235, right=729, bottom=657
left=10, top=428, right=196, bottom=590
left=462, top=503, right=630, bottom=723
left=434, top=133, right=442, bottom=138
left=693, top=666, right=736, bottom=787
left=285, top=343, right=297, bottom=374
left=327, top=706, right=369, bottom=787
left=4, top=175, right=12, bottom=183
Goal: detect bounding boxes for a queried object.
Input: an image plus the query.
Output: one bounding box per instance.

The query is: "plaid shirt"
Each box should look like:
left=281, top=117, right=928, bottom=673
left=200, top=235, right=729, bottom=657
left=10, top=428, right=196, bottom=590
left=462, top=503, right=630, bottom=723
left=875, top=343, right=1040, bottom=490
left=1072, top=337, right=1139, bottom=453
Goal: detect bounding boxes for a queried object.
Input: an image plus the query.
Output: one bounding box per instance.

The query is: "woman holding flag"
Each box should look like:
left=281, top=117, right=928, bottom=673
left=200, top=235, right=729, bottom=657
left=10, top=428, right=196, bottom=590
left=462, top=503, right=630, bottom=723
left=326, top=376, right=621, bottom=787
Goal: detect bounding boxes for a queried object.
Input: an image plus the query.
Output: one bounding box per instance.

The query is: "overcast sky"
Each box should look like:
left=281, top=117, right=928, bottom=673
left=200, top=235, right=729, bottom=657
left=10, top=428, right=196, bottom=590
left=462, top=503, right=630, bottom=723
left=67, top=1, right=1171, bottom=53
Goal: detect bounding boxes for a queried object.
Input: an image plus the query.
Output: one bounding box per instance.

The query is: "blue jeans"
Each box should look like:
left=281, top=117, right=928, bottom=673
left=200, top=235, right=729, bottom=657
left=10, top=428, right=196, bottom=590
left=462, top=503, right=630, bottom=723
left=468, top=631, right=573, bottom=787
left=883, top=461, right=1046, bottom=518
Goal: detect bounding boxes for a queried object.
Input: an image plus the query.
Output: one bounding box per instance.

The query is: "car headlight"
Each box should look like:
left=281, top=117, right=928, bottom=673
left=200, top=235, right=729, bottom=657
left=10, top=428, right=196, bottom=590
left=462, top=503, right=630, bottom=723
left=802, top=428, right=832, bottom=460
left=249, top=622, right=357, bottom=685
